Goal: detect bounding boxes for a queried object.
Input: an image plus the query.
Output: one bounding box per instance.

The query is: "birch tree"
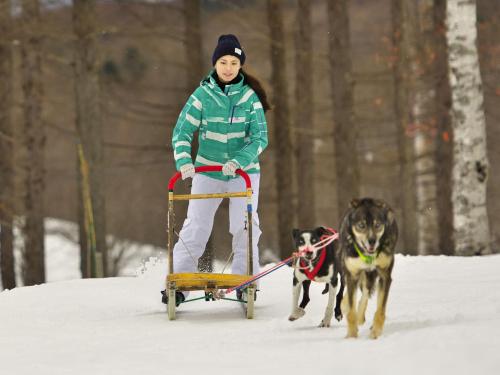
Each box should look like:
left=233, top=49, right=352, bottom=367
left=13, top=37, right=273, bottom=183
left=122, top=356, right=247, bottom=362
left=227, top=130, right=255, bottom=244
left=20, top=0, right=45, bottom=285
left=446, top=0, right=490, bottom=255
left=0, top=0, right=16, bottom=289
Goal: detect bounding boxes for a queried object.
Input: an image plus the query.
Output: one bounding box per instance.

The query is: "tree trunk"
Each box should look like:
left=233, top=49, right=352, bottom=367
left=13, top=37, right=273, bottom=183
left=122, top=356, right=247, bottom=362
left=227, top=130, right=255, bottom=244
left=76, top=151, right=89, bottom=277
left=73, top=0, right=108, bottom=276
left=327, top=0, right=359, bottom=217
left=391, top=0, right=418, bottom=254
left=267, top=0, right=295, bottom=259
left=433, top=0, right=454, bottom=255
left=477, top=0, right=500, bottom=255
left=20, top=0, right=45, bottom=286
left=446, top=0, right=490, bottom=255
left=184, top=0, right=203, bottom=90
left=410, top=0, right=440, bottom=255
left=0, top=0, right=16, bottom=289
left=183, top=0, right=213, bottom=271
left=294, top=0, right=315, bottom=229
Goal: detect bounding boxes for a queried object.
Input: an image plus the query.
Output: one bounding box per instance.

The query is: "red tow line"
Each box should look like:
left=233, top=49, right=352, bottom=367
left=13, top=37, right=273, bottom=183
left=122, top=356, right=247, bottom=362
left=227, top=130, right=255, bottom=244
left=224, top=228, right=338, bottom=294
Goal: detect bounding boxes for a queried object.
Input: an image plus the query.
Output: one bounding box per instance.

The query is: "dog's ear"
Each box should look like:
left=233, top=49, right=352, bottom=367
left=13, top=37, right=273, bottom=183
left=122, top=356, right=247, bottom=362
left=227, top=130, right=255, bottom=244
left=374, top=199, right=395, bottom=226
left=350, top=198, right=361, bottom=208
left=385, top=207, right=395, bottom=226
left=315, top=226, right=327, bottom=237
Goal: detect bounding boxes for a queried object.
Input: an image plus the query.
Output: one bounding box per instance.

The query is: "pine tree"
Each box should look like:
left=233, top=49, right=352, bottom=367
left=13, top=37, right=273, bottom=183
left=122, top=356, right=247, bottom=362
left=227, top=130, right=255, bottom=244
left=267, top=0, right=295, bottom=259
left=73, top=0, right=108, bottom=276
left=0, top=0, right=16, bottom=289
left=20, top=0, right=46, bottom=285
left=327, top=0, right=359, bottom=219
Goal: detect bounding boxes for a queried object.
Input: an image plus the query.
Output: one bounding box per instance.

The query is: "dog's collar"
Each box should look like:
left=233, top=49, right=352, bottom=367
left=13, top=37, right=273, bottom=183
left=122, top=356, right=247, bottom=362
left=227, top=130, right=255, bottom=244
left=353, top=241, right=379, bottom=264
left=300, top=249, right=327, bottom=280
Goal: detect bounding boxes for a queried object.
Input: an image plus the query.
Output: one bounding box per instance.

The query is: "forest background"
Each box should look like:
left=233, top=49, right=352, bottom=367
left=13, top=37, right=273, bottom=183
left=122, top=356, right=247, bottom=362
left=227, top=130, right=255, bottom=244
left=0, top=0, right=499, bottom=288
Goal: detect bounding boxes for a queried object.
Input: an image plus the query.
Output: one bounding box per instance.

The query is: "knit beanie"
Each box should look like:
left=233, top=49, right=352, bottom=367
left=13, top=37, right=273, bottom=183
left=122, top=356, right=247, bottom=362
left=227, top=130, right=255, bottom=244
left=211, top=34, right=246, bottom=66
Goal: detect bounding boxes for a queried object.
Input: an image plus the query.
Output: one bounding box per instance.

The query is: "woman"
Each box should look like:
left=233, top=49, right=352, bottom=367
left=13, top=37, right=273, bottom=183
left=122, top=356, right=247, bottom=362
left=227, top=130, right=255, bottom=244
left=164, top=34, right=270, bottom=306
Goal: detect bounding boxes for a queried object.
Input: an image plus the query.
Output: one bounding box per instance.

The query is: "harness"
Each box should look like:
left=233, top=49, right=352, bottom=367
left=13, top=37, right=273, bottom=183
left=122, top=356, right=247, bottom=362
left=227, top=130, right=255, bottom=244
left=298, top=228, right=338, bottom=280
left=219, top=228, right=338, bottom=299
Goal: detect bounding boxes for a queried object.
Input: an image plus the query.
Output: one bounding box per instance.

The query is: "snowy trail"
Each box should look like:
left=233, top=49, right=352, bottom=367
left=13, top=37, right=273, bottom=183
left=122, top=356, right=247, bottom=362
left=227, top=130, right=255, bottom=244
left=1, top=254, right=500, bottom=375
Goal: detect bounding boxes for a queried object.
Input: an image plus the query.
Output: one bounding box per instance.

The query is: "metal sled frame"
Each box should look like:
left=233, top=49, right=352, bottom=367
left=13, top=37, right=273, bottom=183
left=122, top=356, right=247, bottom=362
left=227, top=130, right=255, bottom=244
left=166, top=165, right=256, bottom=320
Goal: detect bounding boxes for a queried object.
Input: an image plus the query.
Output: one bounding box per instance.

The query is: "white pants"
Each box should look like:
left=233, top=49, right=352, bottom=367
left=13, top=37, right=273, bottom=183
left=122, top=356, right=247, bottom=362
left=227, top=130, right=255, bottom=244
left=173, top=173, right=261, bottom=276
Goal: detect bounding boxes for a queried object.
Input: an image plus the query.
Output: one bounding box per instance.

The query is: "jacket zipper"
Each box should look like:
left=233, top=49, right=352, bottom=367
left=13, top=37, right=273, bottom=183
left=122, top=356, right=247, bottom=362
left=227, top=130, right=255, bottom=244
left=229, top=106, right=236, bottom=126
left=227, top=105, right=236, bottom=161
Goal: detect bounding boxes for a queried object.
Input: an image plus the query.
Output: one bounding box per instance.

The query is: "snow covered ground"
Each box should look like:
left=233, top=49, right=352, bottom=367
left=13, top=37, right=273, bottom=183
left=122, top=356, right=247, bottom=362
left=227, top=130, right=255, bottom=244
left=1, top=252, right=500, bottom=375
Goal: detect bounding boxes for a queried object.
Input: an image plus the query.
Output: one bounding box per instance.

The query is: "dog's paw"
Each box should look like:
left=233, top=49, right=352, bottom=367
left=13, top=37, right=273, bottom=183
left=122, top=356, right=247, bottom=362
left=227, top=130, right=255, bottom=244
left=288, top=308, right=306, bottom=321
left=345, top=327, right=358, bottom=338
left=369, top=326, right=383, bottom=339
left=335, top=307, right=343, bottom=321
left=318, top=319, right=331, bottom=328
left=369, top=329, right=381, bottom=339
left=370, top=311, right=385, bottom=338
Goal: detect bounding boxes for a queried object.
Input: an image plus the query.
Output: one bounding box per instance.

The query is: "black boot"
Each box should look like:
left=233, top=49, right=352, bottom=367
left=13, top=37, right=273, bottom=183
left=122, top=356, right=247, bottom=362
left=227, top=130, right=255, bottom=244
left=160, top=290, right=185, bottom=306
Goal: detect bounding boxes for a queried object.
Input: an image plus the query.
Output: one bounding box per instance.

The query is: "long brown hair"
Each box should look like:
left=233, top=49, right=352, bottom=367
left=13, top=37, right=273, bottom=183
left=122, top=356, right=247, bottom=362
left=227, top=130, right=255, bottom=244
left=241, top=69, right=271, bottom=112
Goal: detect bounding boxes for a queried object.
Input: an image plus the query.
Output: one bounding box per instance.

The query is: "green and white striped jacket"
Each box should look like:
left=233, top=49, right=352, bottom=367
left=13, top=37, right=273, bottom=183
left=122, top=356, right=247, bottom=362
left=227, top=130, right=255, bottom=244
left=172, top=71, right=268, bottom=181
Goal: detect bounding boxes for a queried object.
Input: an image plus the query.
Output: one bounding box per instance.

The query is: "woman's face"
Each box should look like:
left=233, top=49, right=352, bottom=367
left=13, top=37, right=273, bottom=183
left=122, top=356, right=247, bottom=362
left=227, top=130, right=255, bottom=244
left=215, top=55, right=241, bottom=83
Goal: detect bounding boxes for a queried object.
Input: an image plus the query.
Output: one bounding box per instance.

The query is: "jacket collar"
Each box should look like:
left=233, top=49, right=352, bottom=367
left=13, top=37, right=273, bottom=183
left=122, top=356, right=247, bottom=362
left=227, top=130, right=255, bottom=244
left=204, top=70, right=245, bottom=96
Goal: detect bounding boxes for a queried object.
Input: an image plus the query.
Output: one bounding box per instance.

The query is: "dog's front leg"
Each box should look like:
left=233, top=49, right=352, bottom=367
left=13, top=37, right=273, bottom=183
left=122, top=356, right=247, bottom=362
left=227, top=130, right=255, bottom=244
left=357, top=273, right=370, bottom=325
left=288, top=274, right=306, bottom=321
left=370, top=273, right=392, bottom=339
left=319, top=281, right=337, bottom=328
left=299, top=279, right=311, bottom=309
left=344, top=274, right=359, bottom=338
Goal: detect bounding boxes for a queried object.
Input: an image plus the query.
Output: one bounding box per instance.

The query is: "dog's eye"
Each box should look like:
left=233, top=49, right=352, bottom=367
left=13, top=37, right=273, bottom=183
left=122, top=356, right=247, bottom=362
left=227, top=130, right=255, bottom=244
left=356, top=222, right=366, bottom=230
left=311, top=238, right=317, bottom=244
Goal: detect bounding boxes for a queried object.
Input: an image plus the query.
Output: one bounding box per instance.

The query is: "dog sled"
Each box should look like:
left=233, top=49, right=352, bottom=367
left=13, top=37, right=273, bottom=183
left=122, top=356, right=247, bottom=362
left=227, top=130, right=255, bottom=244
left=165, top=166, right=256, bottom=320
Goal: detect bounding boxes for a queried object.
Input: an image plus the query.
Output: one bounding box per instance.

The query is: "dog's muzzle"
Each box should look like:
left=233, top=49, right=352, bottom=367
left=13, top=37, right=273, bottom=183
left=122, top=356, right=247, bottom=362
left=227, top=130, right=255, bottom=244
left=299, top=247, right=315, bottom=260
left=366, top=241, right=377, bottom=254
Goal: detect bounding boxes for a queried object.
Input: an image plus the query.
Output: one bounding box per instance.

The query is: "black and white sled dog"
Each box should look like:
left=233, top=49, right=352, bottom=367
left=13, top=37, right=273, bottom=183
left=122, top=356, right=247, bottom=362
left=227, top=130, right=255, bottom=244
left=339, top=198, right=398, bottom=339
left=289, top=227, right=344, bottom=327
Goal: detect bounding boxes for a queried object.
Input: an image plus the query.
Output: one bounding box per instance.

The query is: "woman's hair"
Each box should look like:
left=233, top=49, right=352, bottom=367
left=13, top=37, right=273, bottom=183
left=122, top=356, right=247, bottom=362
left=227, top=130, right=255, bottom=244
left=241, top=69, right=271, bottom=112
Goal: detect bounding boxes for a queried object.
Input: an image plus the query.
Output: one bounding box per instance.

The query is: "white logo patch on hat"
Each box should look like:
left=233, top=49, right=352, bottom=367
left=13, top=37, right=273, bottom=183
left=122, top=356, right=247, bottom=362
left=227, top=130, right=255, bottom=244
left=234, top=47, right=242, bottom=55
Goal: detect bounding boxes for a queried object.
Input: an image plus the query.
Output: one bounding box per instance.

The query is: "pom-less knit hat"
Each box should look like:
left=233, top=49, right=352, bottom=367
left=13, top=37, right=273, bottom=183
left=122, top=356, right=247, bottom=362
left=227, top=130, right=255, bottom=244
left=211, top=34, right=246, bottom=66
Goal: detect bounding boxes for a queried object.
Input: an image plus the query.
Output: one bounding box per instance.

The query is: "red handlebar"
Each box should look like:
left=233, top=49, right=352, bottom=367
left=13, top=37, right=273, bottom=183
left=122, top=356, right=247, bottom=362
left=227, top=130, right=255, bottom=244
left=168, top=165, right=252, bottom=191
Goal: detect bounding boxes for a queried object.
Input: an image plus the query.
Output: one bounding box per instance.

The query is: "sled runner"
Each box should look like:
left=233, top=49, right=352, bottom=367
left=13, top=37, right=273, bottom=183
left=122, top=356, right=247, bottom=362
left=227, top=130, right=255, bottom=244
left=165, top=166, right=256, bottom=320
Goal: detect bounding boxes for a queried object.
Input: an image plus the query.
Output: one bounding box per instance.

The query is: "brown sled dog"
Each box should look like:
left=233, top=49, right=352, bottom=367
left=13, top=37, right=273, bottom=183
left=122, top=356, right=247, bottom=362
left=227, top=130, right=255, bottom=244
left=339, top=198, right=398, bottom=339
